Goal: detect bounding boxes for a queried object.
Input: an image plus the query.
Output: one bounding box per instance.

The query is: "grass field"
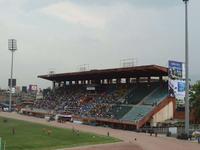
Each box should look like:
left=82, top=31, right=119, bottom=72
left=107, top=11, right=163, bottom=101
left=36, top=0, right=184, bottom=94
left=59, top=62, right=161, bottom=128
left=0, top=117, right=120, bottom=150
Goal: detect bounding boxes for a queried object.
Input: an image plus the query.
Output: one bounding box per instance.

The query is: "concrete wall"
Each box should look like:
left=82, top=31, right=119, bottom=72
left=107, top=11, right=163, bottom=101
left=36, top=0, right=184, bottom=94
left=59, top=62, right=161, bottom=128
left=151, top=101, right=174, bottom=126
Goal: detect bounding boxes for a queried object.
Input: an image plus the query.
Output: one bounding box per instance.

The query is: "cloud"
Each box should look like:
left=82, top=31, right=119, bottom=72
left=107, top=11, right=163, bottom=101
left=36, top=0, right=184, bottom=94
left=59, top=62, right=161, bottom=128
left=40, top=1, right=106, bottom=28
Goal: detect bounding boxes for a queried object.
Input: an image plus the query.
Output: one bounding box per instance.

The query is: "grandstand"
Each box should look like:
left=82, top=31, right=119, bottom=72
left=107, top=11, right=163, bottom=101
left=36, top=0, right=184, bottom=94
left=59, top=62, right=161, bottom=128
left=31, top=65, right=175, bottom=129
left=121, top=105, right=153, bottom=122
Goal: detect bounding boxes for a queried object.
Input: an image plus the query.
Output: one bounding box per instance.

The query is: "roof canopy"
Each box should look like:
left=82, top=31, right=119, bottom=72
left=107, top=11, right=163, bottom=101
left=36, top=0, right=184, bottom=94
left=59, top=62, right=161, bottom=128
left=38, top=65, right=168, bottom=82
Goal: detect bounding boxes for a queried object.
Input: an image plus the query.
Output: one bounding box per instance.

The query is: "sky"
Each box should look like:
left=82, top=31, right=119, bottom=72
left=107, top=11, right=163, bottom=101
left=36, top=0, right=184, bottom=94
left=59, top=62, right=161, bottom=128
left=0, top=0, right=199, bottom=89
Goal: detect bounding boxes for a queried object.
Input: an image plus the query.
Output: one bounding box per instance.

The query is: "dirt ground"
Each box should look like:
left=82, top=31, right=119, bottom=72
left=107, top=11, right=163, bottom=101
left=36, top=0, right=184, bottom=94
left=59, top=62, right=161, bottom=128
left=0, top=112, right=199, bottom=150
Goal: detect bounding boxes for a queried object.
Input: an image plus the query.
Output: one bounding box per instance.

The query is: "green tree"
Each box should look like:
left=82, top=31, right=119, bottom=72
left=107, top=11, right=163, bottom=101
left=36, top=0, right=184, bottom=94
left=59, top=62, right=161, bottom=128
left=190, top=81, right=200, bottom=122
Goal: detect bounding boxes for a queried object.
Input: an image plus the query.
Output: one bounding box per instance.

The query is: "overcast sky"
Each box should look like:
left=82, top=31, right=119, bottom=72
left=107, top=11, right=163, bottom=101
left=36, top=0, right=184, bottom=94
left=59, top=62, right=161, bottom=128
left=0, top=0, right=199, bottom=89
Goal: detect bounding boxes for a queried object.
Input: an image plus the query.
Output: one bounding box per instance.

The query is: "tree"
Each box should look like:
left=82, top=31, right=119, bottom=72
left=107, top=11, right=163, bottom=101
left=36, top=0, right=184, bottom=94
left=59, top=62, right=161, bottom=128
left=190, top=81, right=200, bottom=122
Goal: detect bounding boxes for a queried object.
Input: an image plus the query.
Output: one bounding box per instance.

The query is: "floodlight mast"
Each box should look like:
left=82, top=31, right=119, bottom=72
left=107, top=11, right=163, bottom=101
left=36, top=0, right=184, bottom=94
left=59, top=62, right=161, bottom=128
left=182, top=0, right=189, bottom=136
left=8, top=39, right=17, bottom=112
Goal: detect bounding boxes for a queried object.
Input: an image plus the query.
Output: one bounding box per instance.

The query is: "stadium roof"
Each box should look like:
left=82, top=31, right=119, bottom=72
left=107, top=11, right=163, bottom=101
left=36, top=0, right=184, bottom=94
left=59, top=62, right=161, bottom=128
left=38, top=65, right=168, bottom=82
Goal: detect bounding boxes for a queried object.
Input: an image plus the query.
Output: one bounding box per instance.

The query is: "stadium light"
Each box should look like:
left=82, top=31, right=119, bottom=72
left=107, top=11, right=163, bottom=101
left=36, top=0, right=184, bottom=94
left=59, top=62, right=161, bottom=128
left=8, top=39, right=17, bottom=112
left=182, top=0, right=190, bottom=136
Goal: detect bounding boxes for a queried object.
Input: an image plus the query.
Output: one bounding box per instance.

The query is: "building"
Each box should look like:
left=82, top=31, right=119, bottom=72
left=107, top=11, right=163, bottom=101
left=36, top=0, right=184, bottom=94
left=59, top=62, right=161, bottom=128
left=38, top=65, right=175, bottom=129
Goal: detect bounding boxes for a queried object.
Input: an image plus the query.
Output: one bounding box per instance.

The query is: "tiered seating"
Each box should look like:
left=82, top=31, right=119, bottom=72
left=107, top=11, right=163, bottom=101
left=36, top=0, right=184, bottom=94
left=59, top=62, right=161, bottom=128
left=108, top=105, right=132, bottom=119
left=33, top=82, right=168, bottom=122
left=121, top=105, right=152, bottom=122
left=142, top=86, right=168, bottom=105
left=105, top=85, right=116, bottom=94
left=80, top=103, right=94, bottom=113
left=125, top=84, right=157, bottom=104
left=115, top=85, right=128, bottom=97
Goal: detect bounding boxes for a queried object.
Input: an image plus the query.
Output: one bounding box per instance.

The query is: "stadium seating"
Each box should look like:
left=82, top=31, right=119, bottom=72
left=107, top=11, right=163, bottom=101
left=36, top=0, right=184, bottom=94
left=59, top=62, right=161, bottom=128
left=121, top=105, right=153, bottom=122
left=32, top=82, right=168, bottom=122
left=124, top=83, right=158, bottom=104
left=142, top=85, right=168, bottom=105
left=108, top=105, right=132, bottom=119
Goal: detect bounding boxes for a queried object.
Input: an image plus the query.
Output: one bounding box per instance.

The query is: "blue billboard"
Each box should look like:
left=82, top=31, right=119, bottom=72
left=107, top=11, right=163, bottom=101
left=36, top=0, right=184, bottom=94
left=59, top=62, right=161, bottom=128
left=168, top=60, right=185, bottom=101
left=168, top=60, right=183, bottom=79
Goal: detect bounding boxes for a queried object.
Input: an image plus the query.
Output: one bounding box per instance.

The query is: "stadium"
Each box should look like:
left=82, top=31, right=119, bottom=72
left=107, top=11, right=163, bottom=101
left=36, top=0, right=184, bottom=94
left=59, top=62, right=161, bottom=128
left=0, top=64, right=197, bottom=150
left=36, top=64, right=173, bottom=130
left=1, top=0, right=200, bottom=150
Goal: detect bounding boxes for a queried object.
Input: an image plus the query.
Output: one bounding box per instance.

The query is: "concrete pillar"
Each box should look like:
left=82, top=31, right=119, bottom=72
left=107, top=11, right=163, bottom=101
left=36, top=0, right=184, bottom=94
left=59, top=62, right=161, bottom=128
left=102, top=79, right=105, bottom=84
left=88, top=80, right=90, bottom=84
left=107, top=79, right=110, bottom=84
left=159, top=76, right=163, bottom=84
left=111, top=79, right=113, bottom=84
left=117, top=78, right=121, bottom=84
left=69, top=81, right=72, bottom=85
left=148, top=77, right=151, bottom=84
left=126, top=78, right=130, bottom=84
left=52, top=81, right=56, bottom=89
left=63, top=81, right=66, bottom=87
left=83, top=80, right=86, bottom=85
left=136, top=77, right=140, bottom=84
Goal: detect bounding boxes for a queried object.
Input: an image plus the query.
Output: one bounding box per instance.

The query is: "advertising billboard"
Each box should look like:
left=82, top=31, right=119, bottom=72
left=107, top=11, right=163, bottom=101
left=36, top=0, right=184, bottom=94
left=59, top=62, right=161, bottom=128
left=8, top=79, right=16, bottom=87
left=168, top=60, right=185, bottom=101
left=29, top=85, right=37, bottom=92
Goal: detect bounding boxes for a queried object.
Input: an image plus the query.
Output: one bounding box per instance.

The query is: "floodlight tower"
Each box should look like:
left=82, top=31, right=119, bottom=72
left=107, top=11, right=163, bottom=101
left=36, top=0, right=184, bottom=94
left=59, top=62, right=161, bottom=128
left=182, top=0, right=189, bottom=136
left=8, top=39, right=17, bottom=111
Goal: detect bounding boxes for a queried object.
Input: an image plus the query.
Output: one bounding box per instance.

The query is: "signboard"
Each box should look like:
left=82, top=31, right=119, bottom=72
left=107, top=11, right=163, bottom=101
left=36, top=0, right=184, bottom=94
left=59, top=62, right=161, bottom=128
left=29, top=85, right=37, bottom=92
left=168, top=61, right=185, bottom=79
left=168, top=60, right=185, bottom=101
left=11, top=87, right=15, bottom=94
left=8, top=79, right=16, bottom=87
left=169, top=79, right=185, bottom=99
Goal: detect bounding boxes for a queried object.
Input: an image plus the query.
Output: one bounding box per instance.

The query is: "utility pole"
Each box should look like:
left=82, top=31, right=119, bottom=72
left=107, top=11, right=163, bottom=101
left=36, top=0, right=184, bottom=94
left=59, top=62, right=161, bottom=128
left=182, top=0, right=190, bottom=136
